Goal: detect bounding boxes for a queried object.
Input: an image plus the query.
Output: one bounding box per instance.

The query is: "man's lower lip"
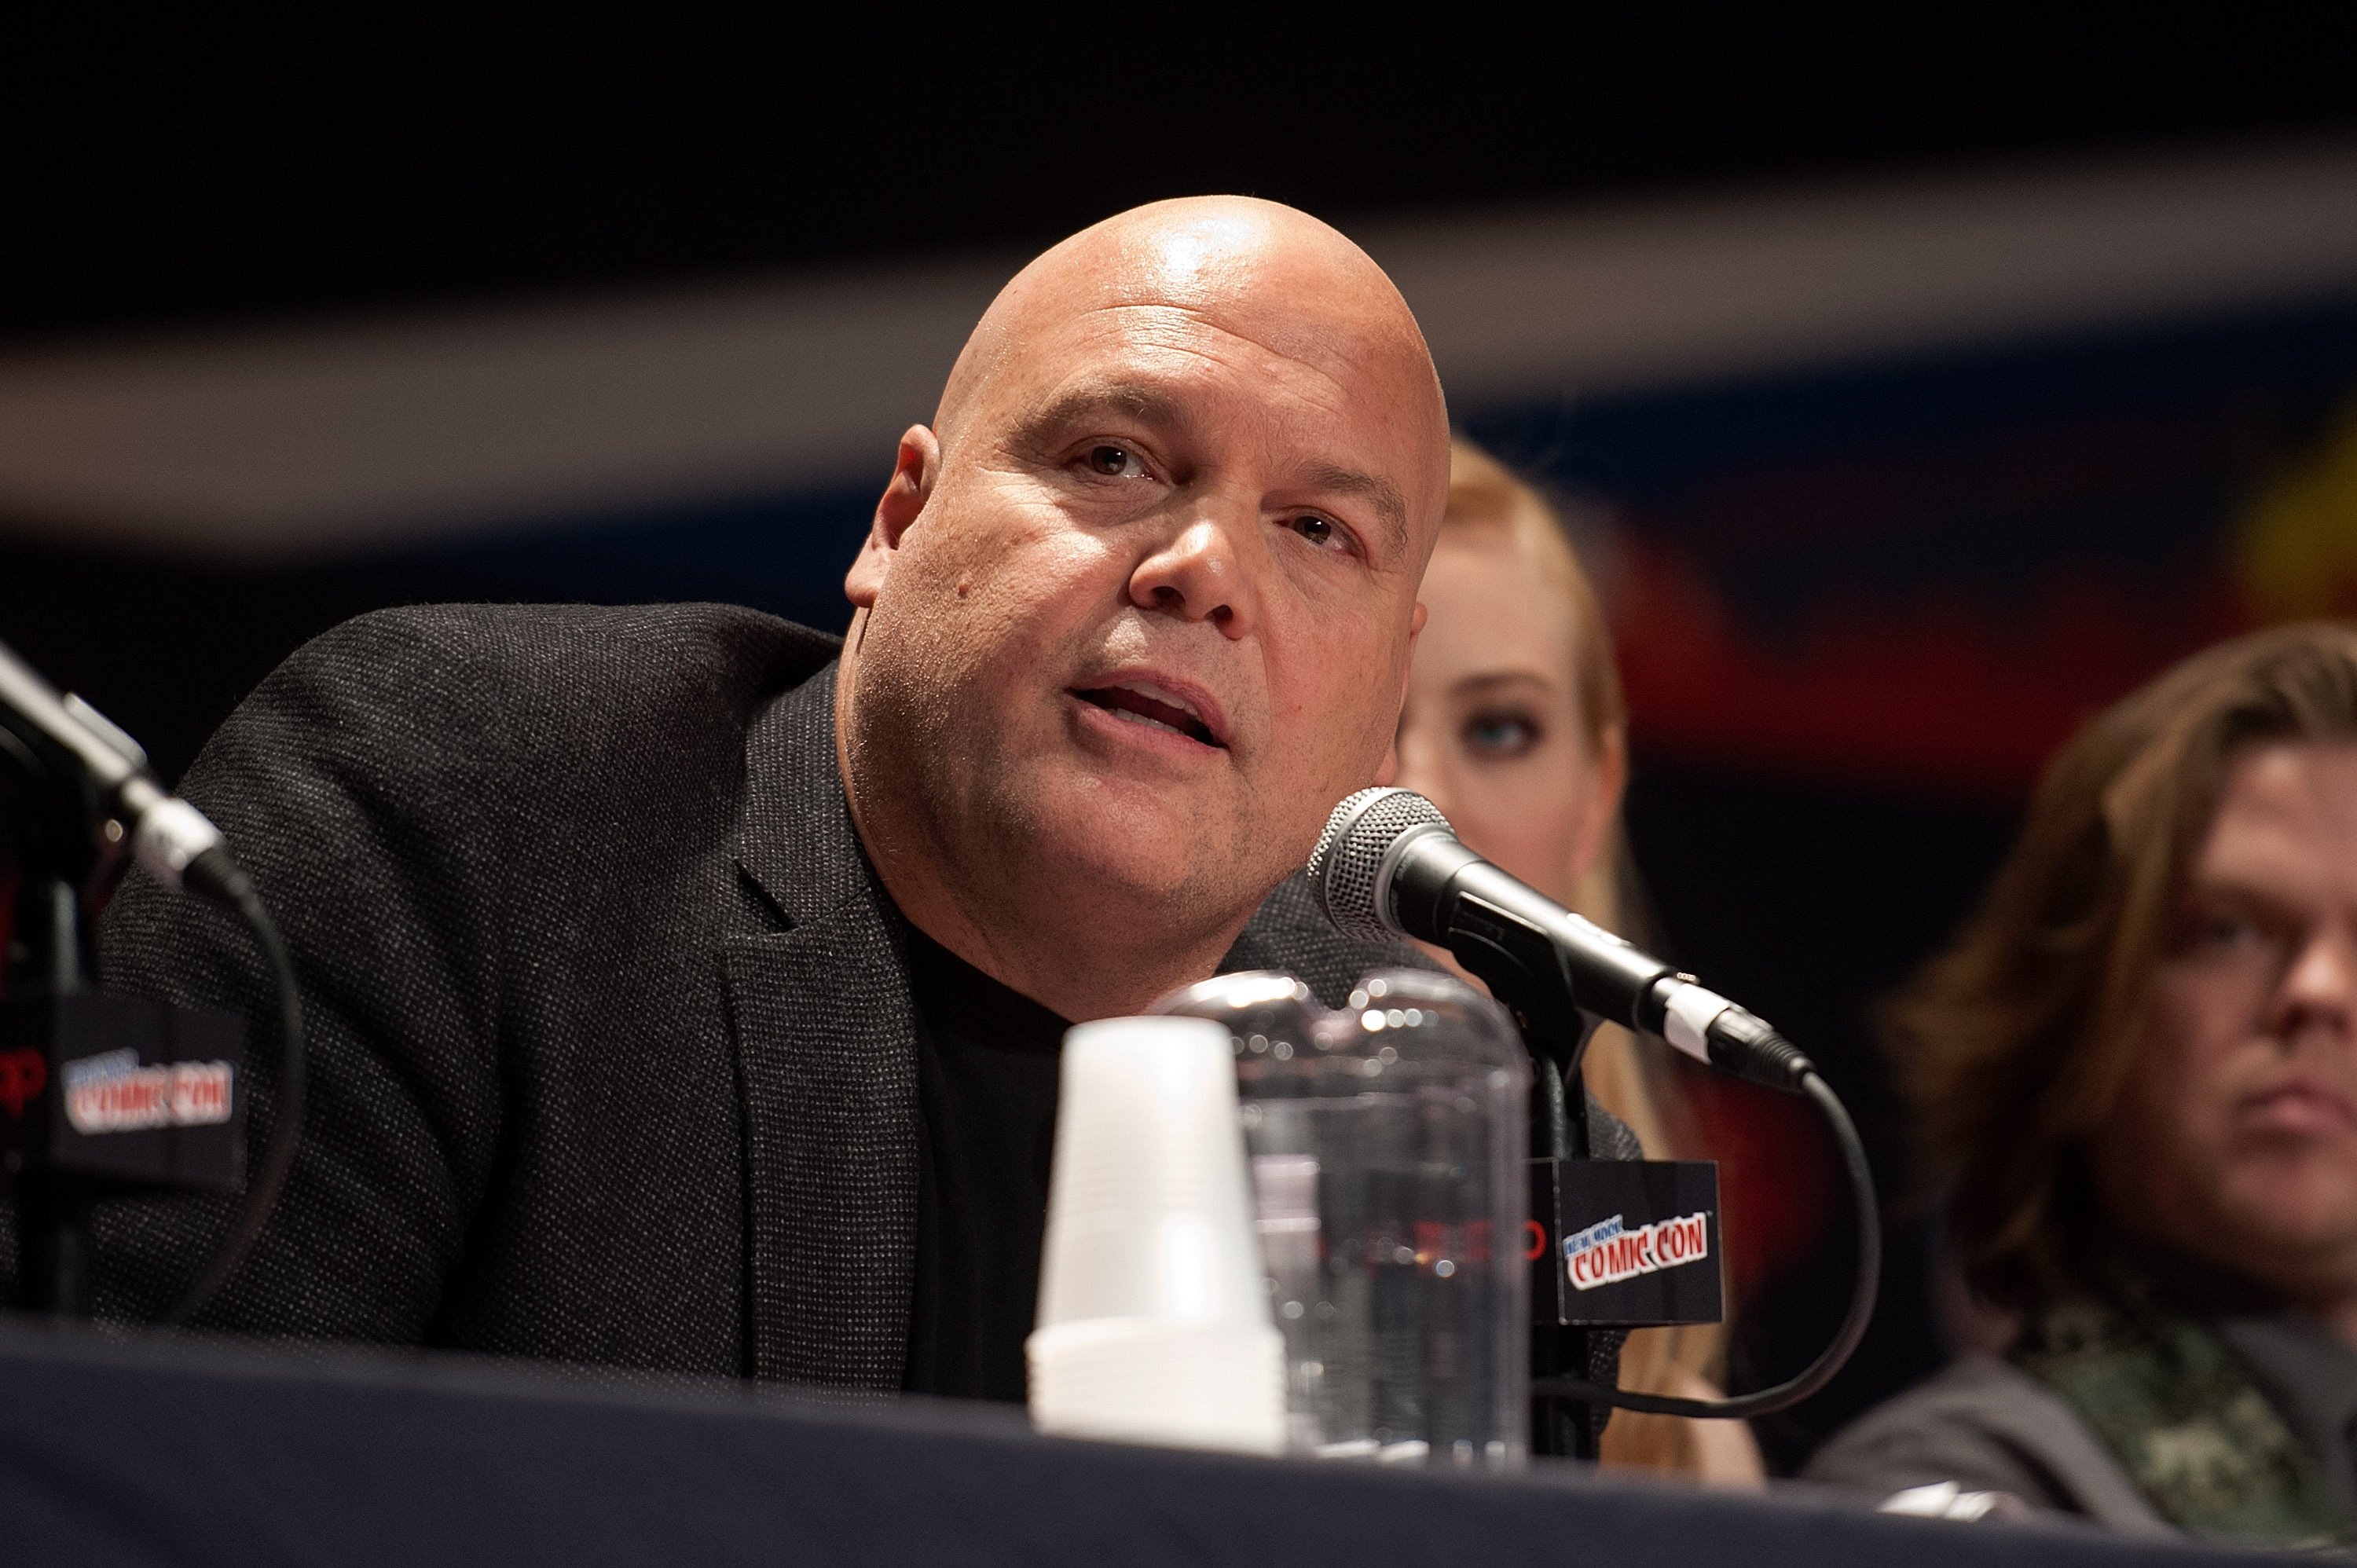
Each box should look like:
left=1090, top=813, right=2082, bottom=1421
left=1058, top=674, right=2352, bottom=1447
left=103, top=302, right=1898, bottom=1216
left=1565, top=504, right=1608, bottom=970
left=2242, top=1092, right=2357, bottom=1134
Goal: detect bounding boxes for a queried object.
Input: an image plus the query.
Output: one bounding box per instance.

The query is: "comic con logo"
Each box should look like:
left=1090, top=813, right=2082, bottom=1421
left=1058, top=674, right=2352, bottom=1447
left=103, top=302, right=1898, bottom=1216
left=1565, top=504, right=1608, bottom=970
left=1563, top=1210, right=1710, bottom=1291
left=61, top=1050, right=234, bottom=1135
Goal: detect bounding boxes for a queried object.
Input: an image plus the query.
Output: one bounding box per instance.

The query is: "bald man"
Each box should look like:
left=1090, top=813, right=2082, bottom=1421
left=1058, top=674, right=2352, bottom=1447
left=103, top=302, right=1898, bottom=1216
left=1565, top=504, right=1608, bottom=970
left=55, top=199, right=1527, bottom=1398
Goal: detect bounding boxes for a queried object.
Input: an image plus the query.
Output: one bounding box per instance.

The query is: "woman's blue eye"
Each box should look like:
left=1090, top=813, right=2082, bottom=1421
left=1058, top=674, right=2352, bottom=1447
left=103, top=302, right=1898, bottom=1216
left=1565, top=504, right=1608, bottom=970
left=1464, top=713, right=1538, bottom=757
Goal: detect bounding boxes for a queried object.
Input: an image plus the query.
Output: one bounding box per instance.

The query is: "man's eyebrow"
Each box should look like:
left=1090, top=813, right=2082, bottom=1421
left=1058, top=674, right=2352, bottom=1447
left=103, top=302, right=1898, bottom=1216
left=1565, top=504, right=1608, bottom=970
left=2183, top=874, right=2298, bottom=909
left=1303, top=462, right=1409, bottom=559
left=1007, top=383, right=1193, bottom=453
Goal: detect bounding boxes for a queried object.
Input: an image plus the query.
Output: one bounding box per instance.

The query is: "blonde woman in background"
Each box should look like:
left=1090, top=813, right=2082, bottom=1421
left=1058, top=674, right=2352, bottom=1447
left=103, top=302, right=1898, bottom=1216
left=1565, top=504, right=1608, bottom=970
left=1394, top=439, right=1765, bottom=1485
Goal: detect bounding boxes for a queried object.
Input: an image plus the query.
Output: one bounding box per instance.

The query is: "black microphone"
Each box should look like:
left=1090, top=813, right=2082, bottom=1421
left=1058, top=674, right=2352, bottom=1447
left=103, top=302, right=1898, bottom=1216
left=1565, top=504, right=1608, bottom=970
left=1307, top=786, right=1813, bottom=1092
left=0, top=635, right=304, bottom=1324
left=0, top=636, right=249, bottom=906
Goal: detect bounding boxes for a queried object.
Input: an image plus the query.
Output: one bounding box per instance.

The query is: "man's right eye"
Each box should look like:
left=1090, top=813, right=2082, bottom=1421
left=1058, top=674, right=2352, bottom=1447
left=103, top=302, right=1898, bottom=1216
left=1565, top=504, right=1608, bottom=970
left=2178, top=905, right=2274, bottom=958
left=1085, top=444, right=1147, bottom=478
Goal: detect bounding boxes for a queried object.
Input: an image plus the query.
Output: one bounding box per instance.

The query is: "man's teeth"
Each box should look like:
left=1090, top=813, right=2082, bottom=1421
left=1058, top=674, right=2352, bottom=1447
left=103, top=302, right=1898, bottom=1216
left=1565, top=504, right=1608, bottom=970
left=1110, top=705, right=1185, bottom=735
left=1114, top=682, right=1200, bottom=722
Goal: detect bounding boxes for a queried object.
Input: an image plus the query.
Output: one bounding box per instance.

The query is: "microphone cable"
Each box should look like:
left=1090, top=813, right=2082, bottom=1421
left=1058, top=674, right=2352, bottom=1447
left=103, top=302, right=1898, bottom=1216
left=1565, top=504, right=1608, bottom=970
left=1529, top=1064, right=1879, bottom=1420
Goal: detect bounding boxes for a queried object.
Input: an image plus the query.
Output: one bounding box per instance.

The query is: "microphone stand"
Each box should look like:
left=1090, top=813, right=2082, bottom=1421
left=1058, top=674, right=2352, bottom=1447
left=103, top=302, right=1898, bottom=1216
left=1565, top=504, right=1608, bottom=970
left=11, top=872, right=95, bottom=1317
left=1425, top=901, right=1608, bottom=1460
left=0, top=729, right=110, bottom=1318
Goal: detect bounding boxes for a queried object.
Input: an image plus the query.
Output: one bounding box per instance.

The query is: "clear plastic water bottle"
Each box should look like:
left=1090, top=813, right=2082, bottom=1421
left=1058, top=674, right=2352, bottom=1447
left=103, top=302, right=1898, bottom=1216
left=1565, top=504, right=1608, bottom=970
left=1152, top=969, right=1530, bottom=1467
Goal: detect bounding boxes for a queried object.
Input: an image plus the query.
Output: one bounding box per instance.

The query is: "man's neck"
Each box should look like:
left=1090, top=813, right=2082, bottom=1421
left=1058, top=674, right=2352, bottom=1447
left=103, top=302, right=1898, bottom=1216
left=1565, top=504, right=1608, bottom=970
left=854, top=788, right=1250, bottom=1018
left=891, top=877, right=1243, bottom=1022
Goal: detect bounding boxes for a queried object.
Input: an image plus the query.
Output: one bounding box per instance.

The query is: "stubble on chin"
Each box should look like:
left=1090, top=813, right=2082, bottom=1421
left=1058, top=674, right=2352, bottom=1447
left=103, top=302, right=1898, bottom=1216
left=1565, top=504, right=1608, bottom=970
left=858, top=657, right=1278, bottom=965
left=2128, top=1136, right=2357, bottom=1299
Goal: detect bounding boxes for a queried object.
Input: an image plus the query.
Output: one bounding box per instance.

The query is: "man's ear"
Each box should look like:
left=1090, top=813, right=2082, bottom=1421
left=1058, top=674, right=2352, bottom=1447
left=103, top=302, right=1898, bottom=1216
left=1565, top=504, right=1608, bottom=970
left=845, top=425, right=942, bottom=610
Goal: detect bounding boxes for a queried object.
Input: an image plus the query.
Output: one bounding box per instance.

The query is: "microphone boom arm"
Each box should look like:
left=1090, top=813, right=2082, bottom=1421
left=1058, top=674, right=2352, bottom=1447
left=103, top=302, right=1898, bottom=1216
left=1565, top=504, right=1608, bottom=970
left=1439, top=894, right=1597, bottom=1155
left=1304, top=787, right=1882, bottom=1429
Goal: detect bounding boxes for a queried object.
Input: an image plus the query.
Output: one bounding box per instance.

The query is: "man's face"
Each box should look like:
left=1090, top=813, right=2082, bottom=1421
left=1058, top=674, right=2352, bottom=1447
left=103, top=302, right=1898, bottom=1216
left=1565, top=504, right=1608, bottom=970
left=846, top=247, right=1443, bottom=935
left=2091, top=742, right=2357, bottom=1295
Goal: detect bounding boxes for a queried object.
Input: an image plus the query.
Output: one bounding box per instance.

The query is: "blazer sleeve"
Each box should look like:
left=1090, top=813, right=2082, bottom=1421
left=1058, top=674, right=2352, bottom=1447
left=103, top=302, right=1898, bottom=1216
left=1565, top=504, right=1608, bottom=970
left=1802, top=1354, right=2176, bottom=1536
left=63, top=609, right=519, bottom=1339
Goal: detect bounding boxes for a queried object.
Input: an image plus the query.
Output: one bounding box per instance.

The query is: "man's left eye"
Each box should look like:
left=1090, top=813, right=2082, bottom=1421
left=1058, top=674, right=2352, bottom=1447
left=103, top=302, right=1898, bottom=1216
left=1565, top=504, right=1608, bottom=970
left=1086, top=444, right=1147, bottom=478
left=1287, top=513, right=1344, bottom=550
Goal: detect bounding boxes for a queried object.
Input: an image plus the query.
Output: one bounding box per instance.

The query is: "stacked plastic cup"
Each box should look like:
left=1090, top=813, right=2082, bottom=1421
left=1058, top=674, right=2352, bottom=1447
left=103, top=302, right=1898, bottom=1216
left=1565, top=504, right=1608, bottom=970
left=1026, top=1016, right=1287, bottom=1455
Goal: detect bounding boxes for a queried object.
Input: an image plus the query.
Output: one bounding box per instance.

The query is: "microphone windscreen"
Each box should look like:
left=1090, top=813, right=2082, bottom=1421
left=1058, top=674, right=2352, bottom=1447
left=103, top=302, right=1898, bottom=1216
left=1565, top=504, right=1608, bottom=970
left=1305, top=787, right=1450, bottom=943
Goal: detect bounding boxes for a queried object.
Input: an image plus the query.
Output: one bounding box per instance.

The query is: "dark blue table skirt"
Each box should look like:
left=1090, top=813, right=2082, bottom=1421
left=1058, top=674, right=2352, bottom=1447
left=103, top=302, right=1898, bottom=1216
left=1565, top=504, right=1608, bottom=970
left=0, top=1326, right=2269, bottom=1566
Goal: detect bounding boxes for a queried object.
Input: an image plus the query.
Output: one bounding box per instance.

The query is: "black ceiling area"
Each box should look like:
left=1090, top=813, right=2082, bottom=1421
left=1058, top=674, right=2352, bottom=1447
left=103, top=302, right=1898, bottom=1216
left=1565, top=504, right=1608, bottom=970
left=5, top=10, right=2355, bottom=344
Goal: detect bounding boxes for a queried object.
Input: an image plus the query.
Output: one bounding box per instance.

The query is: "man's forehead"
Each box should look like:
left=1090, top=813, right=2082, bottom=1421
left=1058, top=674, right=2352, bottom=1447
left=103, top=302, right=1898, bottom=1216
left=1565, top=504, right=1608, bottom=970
left=1006, top=284, right=1417, bottom=397
left=2198, top=745, right=2357, bottom=881
left=1003, top=295, right=1433, bottom=447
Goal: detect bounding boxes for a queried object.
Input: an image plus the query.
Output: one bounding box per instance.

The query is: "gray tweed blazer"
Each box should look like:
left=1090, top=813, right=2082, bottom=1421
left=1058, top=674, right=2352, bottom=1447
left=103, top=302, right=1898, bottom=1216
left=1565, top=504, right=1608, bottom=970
left=41, top=603, right=1617, bottom=1390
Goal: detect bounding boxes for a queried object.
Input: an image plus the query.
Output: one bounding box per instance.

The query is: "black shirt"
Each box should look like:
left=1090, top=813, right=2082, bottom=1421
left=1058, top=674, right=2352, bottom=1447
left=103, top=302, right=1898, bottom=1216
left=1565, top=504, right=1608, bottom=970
left=899, top=925, right=1071, bottom=1401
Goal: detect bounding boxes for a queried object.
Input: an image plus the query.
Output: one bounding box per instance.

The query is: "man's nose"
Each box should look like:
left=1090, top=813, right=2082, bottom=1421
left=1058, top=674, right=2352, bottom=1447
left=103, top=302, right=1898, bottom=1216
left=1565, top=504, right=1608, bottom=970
left=1127, top=512, right=1258, bottom=639
left=2278, top=925, right=2357, bottom=1041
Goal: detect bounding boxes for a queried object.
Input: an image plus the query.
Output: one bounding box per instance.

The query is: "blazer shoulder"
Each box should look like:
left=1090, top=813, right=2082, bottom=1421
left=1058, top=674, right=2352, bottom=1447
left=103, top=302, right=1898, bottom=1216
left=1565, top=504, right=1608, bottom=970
left=228, top=603, right=834, bottom=765
left=280, top=602, right=838, bottom=713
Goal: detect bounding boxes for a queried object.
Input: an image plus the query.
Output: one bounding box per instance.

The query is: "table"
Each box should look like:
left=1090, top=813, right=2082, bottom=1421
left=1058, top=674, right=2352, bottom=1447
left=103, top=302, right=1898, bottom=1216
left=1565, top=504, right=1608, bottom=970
left=0, top=1326, right=2271, bottom=1566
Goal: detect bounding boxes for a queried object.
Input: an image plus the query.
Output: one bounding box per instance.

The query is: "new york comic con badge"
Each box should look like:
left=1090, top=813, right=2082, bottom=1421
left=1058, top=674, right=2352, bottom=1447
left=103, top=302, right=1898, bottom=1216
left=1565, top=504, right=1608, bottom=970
left=1563, top=1209, right=1710, bottom=1291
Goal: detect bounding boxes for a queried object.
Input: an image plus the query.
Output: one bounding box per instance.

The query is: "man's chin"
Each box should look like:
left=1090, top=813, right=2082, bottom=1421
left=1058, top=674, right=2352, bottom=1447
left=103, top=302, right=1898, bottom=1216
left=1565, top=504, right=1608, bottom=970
left=1003, top=775, right=1264, bottom=919
left=2201, top=1170, right=2357, bottom=1279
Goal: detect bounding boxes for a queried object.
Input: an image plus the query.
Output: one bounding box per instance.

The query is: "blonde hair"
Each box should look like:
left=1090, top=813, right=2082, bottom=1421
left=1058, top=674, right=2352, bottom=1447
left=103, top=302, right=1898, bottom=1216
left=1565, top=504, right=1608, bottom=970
left=1442, top=439, right=1732, bottom=1475
left=1892, top=621, right=2357, bottom=1308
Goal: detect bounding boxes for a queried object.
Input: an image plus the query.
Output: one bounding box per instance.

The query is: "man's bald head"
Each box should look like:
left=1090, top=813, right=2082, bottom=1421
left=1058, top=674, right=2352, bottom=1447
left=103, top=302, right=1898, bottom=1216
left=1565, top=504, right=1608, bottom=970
left=937, top=197, right=1447, bottom=491
left=838, top=196, right=1452, bottom=1020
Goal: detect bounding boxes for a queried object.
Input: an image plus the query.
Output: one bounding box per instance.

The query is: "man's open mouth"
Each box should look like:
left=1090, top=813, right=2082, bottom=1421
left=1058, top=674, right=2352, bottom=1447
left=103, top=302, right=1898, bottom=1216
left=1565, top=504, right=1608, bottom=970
left=1072, top=681, right=1224, bottom=748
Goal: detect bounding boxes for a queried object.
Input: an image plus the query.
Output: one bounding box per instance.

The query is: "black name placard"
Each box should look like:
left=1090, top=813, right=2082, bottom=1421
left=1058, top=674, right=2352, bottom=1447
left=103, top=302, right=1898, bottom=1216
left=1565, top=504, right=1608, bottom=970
left=0, top=993, right=245, bottom=1192
left=1529, top=1158, right=1722, bottom=1328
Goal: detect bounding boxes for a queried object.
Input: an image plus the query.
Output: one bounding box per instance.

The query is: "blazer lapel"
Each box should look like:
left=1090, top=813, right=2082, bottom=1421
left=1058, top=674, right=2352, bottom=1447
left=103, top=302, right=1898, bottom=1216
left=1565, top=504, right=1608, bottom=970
left=723, top=665, right=921, bottom=1388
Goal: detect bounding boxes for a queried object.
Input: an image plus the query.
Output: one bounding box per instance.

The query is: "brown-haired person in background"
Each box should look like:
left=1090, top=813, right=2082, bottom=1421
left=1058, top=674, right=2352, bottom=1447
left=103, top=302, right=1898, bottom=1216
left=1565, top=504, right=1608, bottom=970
left=1394, top=440, right=1765, bottom=1485
left=1809, top=624, right=2357, bottom=1548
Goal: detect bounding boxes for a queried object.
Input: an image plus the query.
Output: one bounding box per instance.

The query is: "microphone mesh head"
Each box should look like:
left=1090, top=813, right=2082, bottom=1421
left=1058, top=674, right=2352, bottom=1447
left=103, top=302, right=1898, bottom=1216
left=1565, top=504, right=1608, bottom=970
left=1306, top=787, right=1452, bottom=943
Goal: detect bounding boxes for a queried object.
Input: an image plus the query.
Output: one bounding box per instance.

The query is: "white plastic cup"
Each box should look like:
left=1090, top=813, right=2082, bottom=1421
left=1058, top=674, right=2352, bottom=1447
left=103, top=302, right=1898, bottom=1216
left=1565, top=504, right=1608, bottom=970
left=1028, top=1016, right=1285, bottom=1455
left=1029, top=1320, right=1286, bottom=1453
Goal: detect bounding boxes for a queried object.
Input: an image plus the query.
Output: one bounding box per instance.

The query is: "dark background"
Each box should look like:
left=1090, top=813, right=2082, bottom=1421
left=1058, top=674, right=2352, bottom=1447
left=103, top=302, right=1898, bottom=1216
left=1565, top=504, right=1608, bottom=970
left=8, top=10, right=2357, bottom=1474
left=6, top=11, right=2355, bottom=343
